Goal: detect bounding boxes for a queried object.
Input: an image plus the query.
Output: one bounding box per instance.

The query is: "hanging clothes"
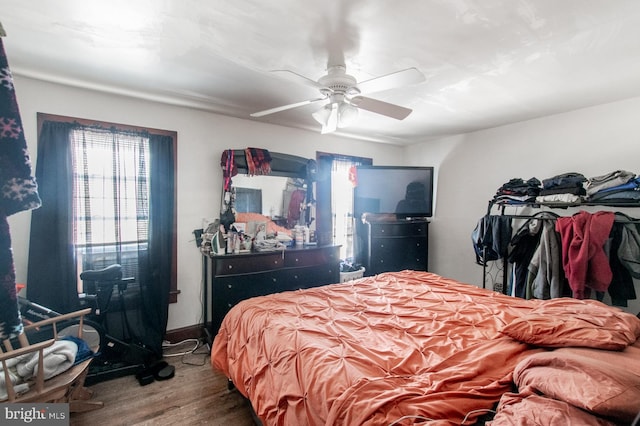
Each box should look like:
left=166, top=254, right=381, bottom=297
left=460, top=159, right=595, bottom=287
left=0, top=37, right=42, bottom=340
left=471, top=215, right=512, bottom=265
left=287, top=189, right=306, bottom=228
left=220, top=149, right=236, bottom=191
left=617, top=214, right=640, bottom=277
left=526, top=212, right=565, bottom=300
left=555, top=211, right=615, bottom=299
left=508, top=217, right=543, bottom=298
left=245, top=147, right=272, bottom=176
left=508, top=212, right=565, bottom=300
left=603, top=218, right=638, bottom=307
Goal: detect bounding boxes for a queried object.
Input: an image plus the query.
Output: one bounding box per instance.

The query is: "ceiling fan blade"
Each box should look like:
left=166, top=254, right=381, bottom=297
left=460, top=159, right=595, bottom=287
left=270, top=69, right=328, bottom=90
left=250, top=97, right=327, bottom=117
left=350, top=96, right=413, bottom=120
left=356, top=67, right=425, bottom=95
left=321, top=104, right=339, bottom=134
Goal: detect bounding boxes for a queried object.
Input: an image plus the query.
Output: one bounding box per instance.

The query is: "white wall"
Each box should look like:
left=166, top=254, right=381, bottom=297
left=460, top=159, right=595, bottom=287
left=10, top=75, right=640, bottom=332
left=409, top=96, right=640, bottom=315
left=9, top=76, right=404, bottom=331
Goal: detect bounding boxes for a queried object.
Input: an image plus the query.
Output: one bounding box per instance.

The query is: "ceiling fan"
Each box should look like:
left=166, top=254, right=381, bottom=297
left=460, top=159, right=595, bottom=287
left=250, top=65, right=426, bottom=134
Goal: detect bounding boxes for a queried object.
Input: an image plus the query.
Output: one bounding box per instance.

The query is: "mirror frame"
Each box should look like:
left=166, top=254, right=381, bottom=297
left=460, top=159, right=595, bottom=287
left=230, top=150, right=311, bottom=179
left=221, top=150, right=316, bottom=233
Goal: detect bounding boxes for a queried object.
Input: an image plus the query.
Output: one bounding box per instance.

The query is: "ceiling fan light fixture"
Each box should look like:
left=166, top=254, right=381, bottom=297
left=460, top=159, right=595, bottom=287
left=337, top=102, right=358, bottom=128
left=313, top=101, right=358, bottom=131
left=312, top=104, right=332, bottom=125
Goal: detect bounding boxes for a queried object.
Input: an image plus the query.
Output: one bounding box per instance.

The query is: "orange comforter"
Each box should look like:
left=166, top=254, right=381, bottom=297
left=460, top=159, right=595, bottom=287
left=211, top=271, right=640, bottom=425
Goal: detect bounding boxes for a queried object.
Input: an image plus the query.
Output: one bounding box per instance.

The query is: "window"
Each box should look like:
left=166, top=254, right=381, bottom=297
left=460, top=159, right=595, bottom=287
left=330, top=158, right=358, bottom=261
left=316, top=152, right=372, bottom=263
left=71, top=127, right=151, bottom=290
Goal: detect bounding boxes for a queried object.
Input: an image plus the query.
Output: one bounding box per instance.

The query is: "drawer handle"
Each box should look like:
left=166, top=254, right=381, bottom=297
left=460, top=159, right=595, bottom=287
left=272, top=277, right=277, bottom=282
left=228, top=265, right=233, bottom=270
left=227, top=284, right=232, bottom=289
left=227, top=303, right=232, bottom=307
left=381, top=229, right=385, bottom=233
left=295, top=258, right=299, bottom=262
left=294, top=275, right=298, bottom=279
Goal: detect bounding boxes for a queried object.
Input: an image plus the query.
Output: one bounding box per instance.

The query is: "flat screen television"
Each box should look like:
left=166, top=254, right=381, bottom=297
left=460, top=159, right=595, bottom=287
left=354, top=166, right=434, bottom=219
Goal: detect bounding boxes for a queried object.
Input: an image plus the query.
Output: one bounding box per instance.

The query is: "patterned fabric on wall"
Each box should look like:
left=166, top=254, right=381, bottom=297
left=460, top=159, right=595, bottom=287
left=0, top=37, right=41, bottom=340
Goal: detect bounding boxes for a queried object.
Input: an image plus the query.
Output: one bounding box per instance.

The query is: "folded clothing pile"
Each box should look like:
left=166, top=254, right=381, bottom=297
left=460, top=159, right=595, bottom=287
left=536, top=172, right=587, bottom=204
left=492, top=177, right=541, bottom=204
left=587, top=170, right=640, bottom=203
left=494, top=171, right=640, bottom=206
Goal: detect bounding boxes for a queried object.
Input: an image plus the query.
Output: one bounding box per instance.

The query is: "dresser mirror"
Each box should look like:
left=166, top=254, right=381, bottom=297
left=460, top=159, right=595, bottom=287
left=231, top=174, right=309, bottom=228
left=221, top=150, right=316, bottom=234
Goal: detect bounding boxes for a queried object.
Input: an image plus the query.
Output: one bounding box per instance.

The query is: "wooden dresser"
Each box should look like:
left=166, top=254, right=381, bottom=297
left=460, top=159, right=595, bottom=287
left=202, top=245, right=340, bottom=342
left=361, top=219, right=429, bottom=276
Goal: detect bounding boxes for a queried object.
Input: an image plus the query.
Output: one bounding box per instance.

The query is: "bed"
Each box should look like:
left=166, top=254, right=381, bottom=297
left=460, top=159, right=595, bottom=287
left=211, top=270, right=640, bottom=425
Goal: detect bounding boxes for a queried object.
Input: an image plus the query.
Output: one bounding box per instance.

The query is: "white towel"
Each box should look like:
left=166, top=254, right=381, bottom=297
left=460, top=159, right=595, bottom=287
left=1, top=340, right=78, bottom=401
left=15, top=340, right=78, bottom=380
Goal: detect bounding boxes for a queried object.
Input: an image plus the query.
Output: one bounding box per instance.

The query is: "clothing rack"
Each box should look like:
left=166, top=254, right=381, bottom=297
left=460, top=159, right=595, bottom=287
left=480, top=200, right=640, bottom=293
left=487, top=199, right=640, bottom=218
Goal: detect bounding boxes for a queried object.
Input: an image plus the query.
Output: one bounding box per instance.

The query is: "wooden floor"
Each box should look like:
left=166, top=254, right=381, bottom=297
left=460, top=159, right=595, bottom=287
left=71, top=341, right=256, bottom=426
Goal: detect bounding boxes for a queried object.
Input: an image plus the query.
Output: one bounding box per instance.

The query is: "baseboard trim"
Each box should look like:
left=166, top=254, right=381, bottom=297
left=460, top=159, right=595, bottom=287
left=164, top=323, right=206, bottom=344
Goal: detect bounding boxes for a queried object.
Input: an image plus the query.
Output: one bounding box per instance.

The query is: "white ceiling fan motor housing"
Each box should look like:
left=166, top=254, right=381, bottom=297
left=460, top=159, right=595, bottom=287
left=318, top=66, right=360, bottom=97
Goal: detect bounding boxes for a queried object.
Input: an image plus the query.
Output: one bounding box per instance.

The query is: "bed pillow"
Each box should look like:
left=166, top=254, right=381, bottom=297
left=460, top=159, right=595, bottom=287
left=490, top=392, right=619, bottom=426
left=511, top=346, right=640, bottom=423
left=499, top=298, right=640, bottom=350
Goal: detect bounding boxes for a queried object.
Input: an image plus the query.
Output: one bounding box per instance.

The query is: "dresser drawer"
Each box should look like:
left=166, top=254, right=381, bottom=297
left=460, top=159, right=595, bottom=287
left=370, top=222, right=427, bottom=238
left=283, top=246, right=340, bottom=268
left=213, top=252, right=283, bottom=276
left=280, top=263, right=340, bottom=291
left=213, top=272, right=281, bottom=308
left=369, top=235, right=428, bottom=274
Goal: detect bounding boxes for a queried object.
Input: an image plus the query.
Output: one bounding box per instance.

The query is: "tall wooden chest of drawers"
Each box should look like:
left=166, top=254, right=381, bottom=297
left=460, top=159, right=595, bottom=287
left=361, top=219, right=429, bottom=276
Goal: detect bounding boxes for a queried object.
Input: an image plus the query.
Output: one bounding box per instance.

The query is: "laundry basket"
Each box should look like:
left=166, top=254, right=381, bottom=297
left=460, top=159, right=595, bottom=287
left=340, top=267, right=365, bottom=283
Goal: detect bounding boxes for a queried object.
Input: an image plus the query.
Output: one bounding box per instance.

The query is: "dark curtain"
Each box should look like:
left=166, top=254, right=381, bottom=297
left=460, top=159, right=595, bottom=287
left=27, top=121, right=78, bottom=313
left=316, top=155, right=333, bottom=246
left=139, top=133, right=174, bottom=356
left=27, top=123, right=174, bottom=358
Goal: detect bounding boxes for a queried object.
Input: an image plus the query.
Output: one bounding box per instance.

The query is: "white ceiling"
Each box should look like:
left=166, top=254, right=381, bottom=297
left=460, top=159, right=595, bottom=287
left=3, top=0, right=640, bottom=145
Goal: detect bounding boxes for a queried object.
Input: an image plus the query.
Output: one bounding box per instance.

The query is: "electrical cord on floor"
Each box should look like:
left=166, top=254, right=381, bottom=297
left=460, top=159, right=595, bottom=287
left=162, top=338, right=200, bottom=356
left=162, top=338, right=209, bottom=366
